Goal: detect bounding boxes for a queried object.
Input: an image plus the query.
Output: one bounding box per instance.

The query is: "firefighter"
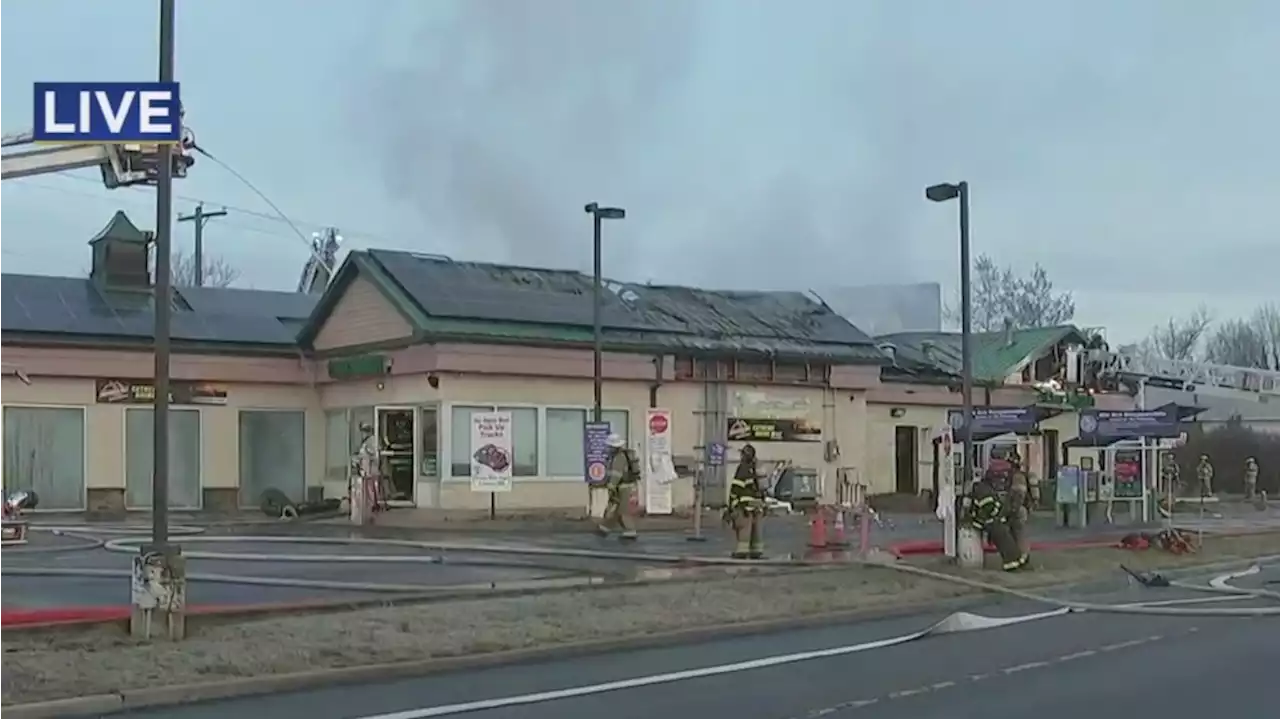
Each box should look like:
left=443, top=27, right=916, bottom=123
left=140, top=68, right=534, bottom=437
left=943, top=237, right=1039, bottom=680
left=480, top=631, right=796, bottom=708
left=1159, top=451, right=1180, bottom=515
left=728, top=443, right=766, bottom=559
left=1007, top=454, right=1032, bottom=561
left=1244, top=457, right=1259, bottom=501
left=1196, top=455, right=1215, bottom=497
left=350, top=421, right=380, bottom=525
left=966, top=476, right=1026, bottom=571
left=596, top=434, right=640, bottom=540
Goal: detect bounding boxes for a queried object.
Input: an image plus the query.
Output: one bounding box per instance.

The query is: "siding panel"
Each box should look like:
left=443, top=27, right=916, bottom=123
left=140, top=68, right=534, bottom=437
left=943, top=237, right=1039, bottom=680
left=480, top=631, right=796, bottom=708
left=313, top=277, right=414, bottom=351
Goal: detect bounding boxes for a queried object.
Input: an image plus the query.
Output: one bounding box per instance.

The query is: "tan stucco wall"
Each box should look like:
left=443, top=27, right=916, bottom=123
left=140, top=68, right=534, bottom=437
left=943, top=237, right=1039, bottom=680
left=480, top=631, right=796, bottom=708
left=2, top=376, right=323, bottom=504
left=309, top=373, right=871, bottom=511
left=864, top=402, right=1101, bottom=496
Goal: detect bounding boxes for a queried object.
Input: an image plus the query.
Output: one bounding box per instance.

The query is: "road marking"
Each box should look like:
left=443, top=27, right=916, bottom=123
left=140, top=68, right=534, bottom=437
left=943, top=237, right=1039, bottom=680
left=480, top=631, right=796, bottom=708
left=346, top=591, right=1218, bottom=719
left=345, top=609, right=1069, bottom=719
left=783, top=632, right=1174, bottom=716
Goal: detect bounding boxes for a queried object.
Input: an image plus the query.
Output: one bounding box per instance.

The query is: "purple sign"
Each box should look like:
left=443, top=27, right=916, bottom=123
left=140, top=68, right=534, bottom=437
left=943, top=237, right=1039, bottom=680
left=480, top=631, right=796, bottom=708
left=584, top=422, right=612, bottom=486
left=1078, top=406, right=1181, bottom=441
left=946, top=407, right=1038, bottom=436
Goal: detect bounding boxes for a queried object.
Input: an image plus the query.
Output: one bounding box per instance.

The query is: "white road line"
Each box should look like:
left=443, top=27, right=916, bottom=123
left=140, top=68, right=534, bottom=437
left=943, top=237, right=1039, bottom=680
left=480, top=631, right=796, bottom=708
left=343, top=591, right=1227, bottom=719
left=787, top=632, right=1177, bottom=716
left=343, top=609, right=1070, bottom=719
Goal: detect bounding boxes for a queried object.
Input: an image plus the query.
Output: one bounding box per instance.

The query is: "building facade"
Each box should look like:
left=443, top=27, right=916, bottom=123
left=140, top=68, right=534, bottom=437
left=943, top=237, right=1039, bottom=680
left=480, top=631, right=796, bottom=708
left=2, top=214, right=1135, bottom=515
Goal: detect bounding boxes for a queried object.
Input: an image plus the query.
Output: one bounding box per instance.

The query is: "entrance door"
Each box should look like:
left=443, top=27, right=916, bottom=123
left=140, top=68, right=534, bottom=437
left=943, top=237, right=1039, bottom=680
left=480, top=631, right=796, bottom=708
left=894, top=425, right=918, bottom=494
left=376, top=406, right=416, bottom=503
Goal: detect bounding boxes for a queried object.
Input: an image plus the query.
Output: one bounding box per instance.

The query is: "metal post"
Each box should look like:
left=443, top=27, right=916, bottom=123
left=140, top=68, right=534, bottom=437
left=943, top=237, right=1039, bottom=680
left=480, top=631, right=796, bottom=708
left=178, top=202, right=227, bottom=287
left=592, top=212, right=603, bottom=423
left=958, top=181, right=974, bottom=499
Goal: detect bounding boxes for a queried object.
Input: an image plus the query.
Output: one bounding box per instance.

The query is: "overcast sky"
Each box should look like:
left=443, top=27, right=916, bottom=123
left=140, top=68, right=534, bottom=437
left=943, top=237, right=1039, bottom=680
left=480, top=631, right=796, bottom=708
left=2, top=0, right=1276, bottom=344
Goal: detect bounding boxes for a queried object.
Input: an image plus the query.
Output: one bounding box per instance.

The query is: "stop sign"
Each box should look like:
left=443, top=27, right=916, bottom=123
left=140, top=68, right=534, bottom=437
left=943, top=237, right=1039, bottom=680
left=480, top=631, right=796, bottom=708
left=648, top=414, right=669, bottom=435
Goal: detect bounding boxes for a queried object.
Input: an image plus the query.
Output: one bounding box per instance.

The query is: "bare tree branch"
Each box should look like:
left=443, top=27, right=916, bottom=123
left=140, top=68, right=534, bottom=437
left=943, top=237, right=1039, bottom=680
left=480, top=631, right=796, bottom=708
left=1146, top=305, right=1213, bottom=361
left=1204, top=303, right=1280, bottom=369
left=943, top=254, right=1075, bottom=331
left=170, top=248, right=241, bottom=288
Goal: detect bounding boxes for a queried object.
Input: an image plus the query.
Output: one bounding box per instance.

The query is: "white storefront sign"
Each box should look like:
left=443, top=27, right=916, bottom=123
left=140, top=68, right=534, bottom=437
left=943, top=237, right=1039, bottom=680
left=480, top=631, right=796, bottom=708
left=469, top=411, right=514, bottom=493
left=644, top=408, right=676, bottom=515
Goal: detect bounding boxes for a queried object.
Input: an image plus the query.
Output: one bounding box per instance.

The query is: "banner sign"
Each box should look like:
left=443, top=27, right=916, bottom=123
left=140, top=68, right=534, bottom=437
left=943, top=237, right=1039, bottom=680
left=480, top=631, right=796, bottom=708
left=727, top=417, right=821, bottom=443
left=947, top=407, right=1038, bottom=436
left=583, top=421, right=612, bottom=487
left=645, top=409, right=676, bottom=515
left=96, top=379, right=227, bottom=405
left=1078, top=405, right=1181, bottom=441
left=469, top=411, right=513, bottom=493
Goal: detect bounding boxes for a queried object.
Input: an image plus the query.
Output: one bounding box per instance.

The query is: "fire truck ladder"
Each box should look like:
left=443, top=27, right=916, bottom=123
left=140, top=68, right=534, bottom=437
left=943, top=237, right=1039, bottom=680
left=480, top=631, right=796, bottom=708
left=1086, top=350, right=1280, bottom=404
left=297, top=228, right=341, bottom=294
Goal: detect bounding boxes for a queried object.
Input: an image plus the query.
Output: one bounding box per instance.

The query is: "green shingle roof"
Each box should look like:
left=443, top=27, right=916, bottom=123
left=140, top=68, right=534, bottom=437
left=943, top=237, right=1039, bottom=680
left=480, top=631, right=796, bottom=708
left=877, top=325, right=1086, bottom=383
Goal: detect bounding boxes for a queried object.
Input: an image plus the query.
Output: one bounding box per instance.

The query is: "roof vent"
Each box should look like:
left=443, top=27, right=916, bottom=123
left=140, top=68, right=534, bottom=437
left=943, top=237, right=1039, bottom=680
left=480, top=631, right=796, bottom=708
left=88, top=211, right=152, bottom=289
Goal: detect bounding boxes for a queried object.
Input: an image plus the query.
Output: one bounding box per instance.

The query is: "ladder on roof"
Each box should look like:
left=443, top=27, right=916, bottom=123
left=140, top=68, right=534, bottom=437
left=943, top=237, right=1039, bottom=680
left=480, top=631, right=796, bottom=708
left=297, top=227, right=341, bottom=294
left=1085, top=349, right=1280, bottom=403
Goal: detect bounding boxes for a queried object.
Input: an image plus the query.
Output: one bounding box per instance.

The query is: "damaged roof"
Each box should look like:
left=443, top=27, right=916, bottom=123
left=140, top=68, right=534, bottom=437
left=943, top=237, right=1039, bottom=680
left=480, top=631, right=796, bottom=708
left=876, top=325, right=1087, bottom=382
left=302, top=250, right=885, bottom=363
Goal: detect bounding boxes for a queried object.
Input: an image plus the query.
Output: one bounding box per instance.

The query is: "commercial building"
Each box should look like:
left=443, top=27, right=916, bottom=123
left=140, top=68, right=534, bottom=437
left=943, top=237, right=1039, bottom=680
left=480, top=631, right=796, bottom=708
left=2, top=212, right=895, bottom=514
left=871, top=325, right=1135, bottom=498
left=2, top=212, right=1134, bottom=515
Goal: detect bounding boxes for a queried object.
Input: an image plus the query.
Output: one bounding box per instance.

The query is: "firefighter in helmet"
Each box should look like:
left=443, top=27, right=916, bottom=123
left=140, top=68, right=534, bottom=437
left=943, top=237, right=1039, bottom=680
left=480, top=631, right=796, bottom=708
left=1244, top=457, right=1259, bottom=501
left=966, top=474, right=1026, bottom=571
left=728, top=444, right=766, bottom=559
left=1006, top=452, right=1032, bottom=561
left=1196, top=455, right=1215, bottom=497
left=596, top=434, right=640, bottom=540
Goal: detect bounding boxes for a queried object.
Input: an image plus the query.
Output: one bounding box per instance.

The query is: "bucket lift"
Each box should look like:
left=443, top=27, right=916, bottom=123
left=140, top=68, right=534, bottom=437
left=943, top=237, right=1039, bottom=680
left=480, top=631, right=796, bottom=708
left=1, top=126, right=195, bottom=186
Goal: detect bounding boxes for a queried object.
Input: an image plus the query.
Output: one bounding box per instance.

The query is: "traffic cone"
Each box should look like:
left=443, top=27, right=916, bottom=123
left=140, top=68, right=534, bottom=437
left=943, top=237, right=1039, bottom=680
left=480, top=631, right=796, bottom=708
left=808, top=506, right=829, bottom=549
left=828, top=507, right=849, bottom=547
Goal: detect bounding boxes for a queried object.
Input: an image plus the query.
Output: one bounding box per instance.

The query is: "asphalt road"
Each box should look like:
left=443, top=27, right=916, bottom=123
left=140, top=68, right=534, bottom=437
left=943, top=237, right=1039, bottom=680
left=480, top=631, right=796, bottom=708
left=111, top=575, right=1280, bottom=719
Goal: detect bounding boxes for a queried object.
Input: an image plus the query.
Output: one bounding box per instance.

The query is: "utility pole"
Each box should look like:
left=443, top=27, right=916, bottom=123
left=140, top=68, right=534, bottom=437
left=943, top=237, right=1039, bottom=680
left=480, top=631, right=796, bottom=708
left=131, top=0, right=187, bottom=643
left=178, top=202, right=227, bottom=287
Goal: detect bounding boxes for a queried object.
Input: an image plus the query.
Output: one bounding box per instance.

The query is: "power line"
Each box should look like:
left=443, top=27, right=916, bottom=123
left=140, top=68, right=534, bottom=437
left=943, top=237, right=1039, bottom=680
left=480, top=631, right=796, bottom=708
left=10, top=172, right=401, bottom=247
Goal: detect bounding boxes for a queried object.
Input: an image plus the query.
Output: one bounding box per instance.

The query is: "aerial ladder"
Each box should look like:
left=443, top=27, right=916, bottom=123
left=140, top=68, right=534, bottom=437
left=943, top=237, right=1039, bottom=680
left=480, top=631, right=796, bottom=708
left=1, top=127, right=195, bottom=185
left=297, top=227, right=341, bottom=294
left=1080, top=348, right=1280, bottom=404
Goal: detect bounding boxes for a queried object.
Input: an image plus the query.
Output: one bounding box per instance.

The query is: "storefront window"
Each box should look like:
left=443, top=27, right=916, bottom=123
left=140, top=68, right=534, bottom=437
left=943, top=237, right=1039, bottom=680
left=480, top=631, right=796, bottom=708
left=3, top=406, right=86, bottom=510
left=545, top=408, right=629, bottom=477
left=239, top=410, right=306, bottom=506
left=125, top=407, right=202, bottom=509
left=449, top=405, right=538, bottom=477
left=420, top=406, right=440, bottom=478
left=324, top=409, right=349, bottom=484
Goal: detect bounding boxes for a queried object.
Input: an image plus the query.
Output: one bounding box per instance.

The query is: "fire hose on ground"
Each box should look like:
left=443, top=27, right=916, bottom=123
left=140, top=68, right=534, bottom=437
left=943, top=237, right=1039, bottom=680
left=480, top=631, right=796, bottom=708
left=4, top=525, right=1279, bottom=625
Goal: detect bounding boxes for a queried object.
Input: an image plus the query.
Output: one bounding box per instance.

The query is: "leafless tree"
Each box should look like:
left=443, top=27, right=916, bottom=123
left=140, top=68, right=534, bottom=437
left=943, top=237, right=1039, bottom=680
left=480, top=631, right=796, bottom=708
left=1204, top=303, right=1280, bottom=369
left=944, top=254, right=1076, bottom=331
left=1146, top=305, right=1213, bottom=361
left=170, top=248, right=241, bottom=288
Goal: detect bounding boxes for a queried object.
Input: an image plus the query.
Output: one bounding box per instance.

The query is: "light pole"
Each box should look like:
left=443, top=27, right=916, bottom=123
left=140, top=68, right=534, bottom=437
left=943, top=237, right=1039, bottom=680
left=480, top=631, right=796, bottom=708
left=926, top=181, right=973, bottom=539
left=583, top=202, right=626, bottom=423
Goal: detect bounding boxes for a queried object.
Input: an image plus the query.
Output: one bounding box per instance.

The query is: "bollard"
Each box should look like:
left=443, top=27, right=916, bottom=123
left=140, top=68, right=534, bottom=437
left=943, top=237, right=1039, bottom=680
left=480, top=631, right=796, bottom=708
left=687, top=472, right=707, bottom=542
left=828, top=506, right=849, bottom=547
left=807, top=506, right=829, bottom=549
left=858, top=503, right=872, bottom=556
left=957, top=527, right=984, bottom=568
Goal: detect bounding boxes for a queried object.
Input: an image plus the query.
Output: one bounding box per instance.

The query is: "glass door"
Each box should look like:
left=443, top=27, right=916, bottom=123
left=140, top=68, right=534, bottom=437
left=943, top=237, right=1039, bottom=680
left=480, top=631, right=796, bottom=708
left=375, top=406, right=416, bottom=504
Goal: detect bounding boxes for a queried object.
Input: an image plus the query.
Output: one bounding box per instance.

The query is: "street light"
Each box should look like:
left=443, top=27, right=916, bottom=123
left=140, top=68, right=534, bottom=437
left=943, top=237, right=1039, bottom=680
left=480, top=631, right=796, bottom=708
left=925, top=180, right=973, bottom=511
left=583, top=202, right=626, bottom=423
